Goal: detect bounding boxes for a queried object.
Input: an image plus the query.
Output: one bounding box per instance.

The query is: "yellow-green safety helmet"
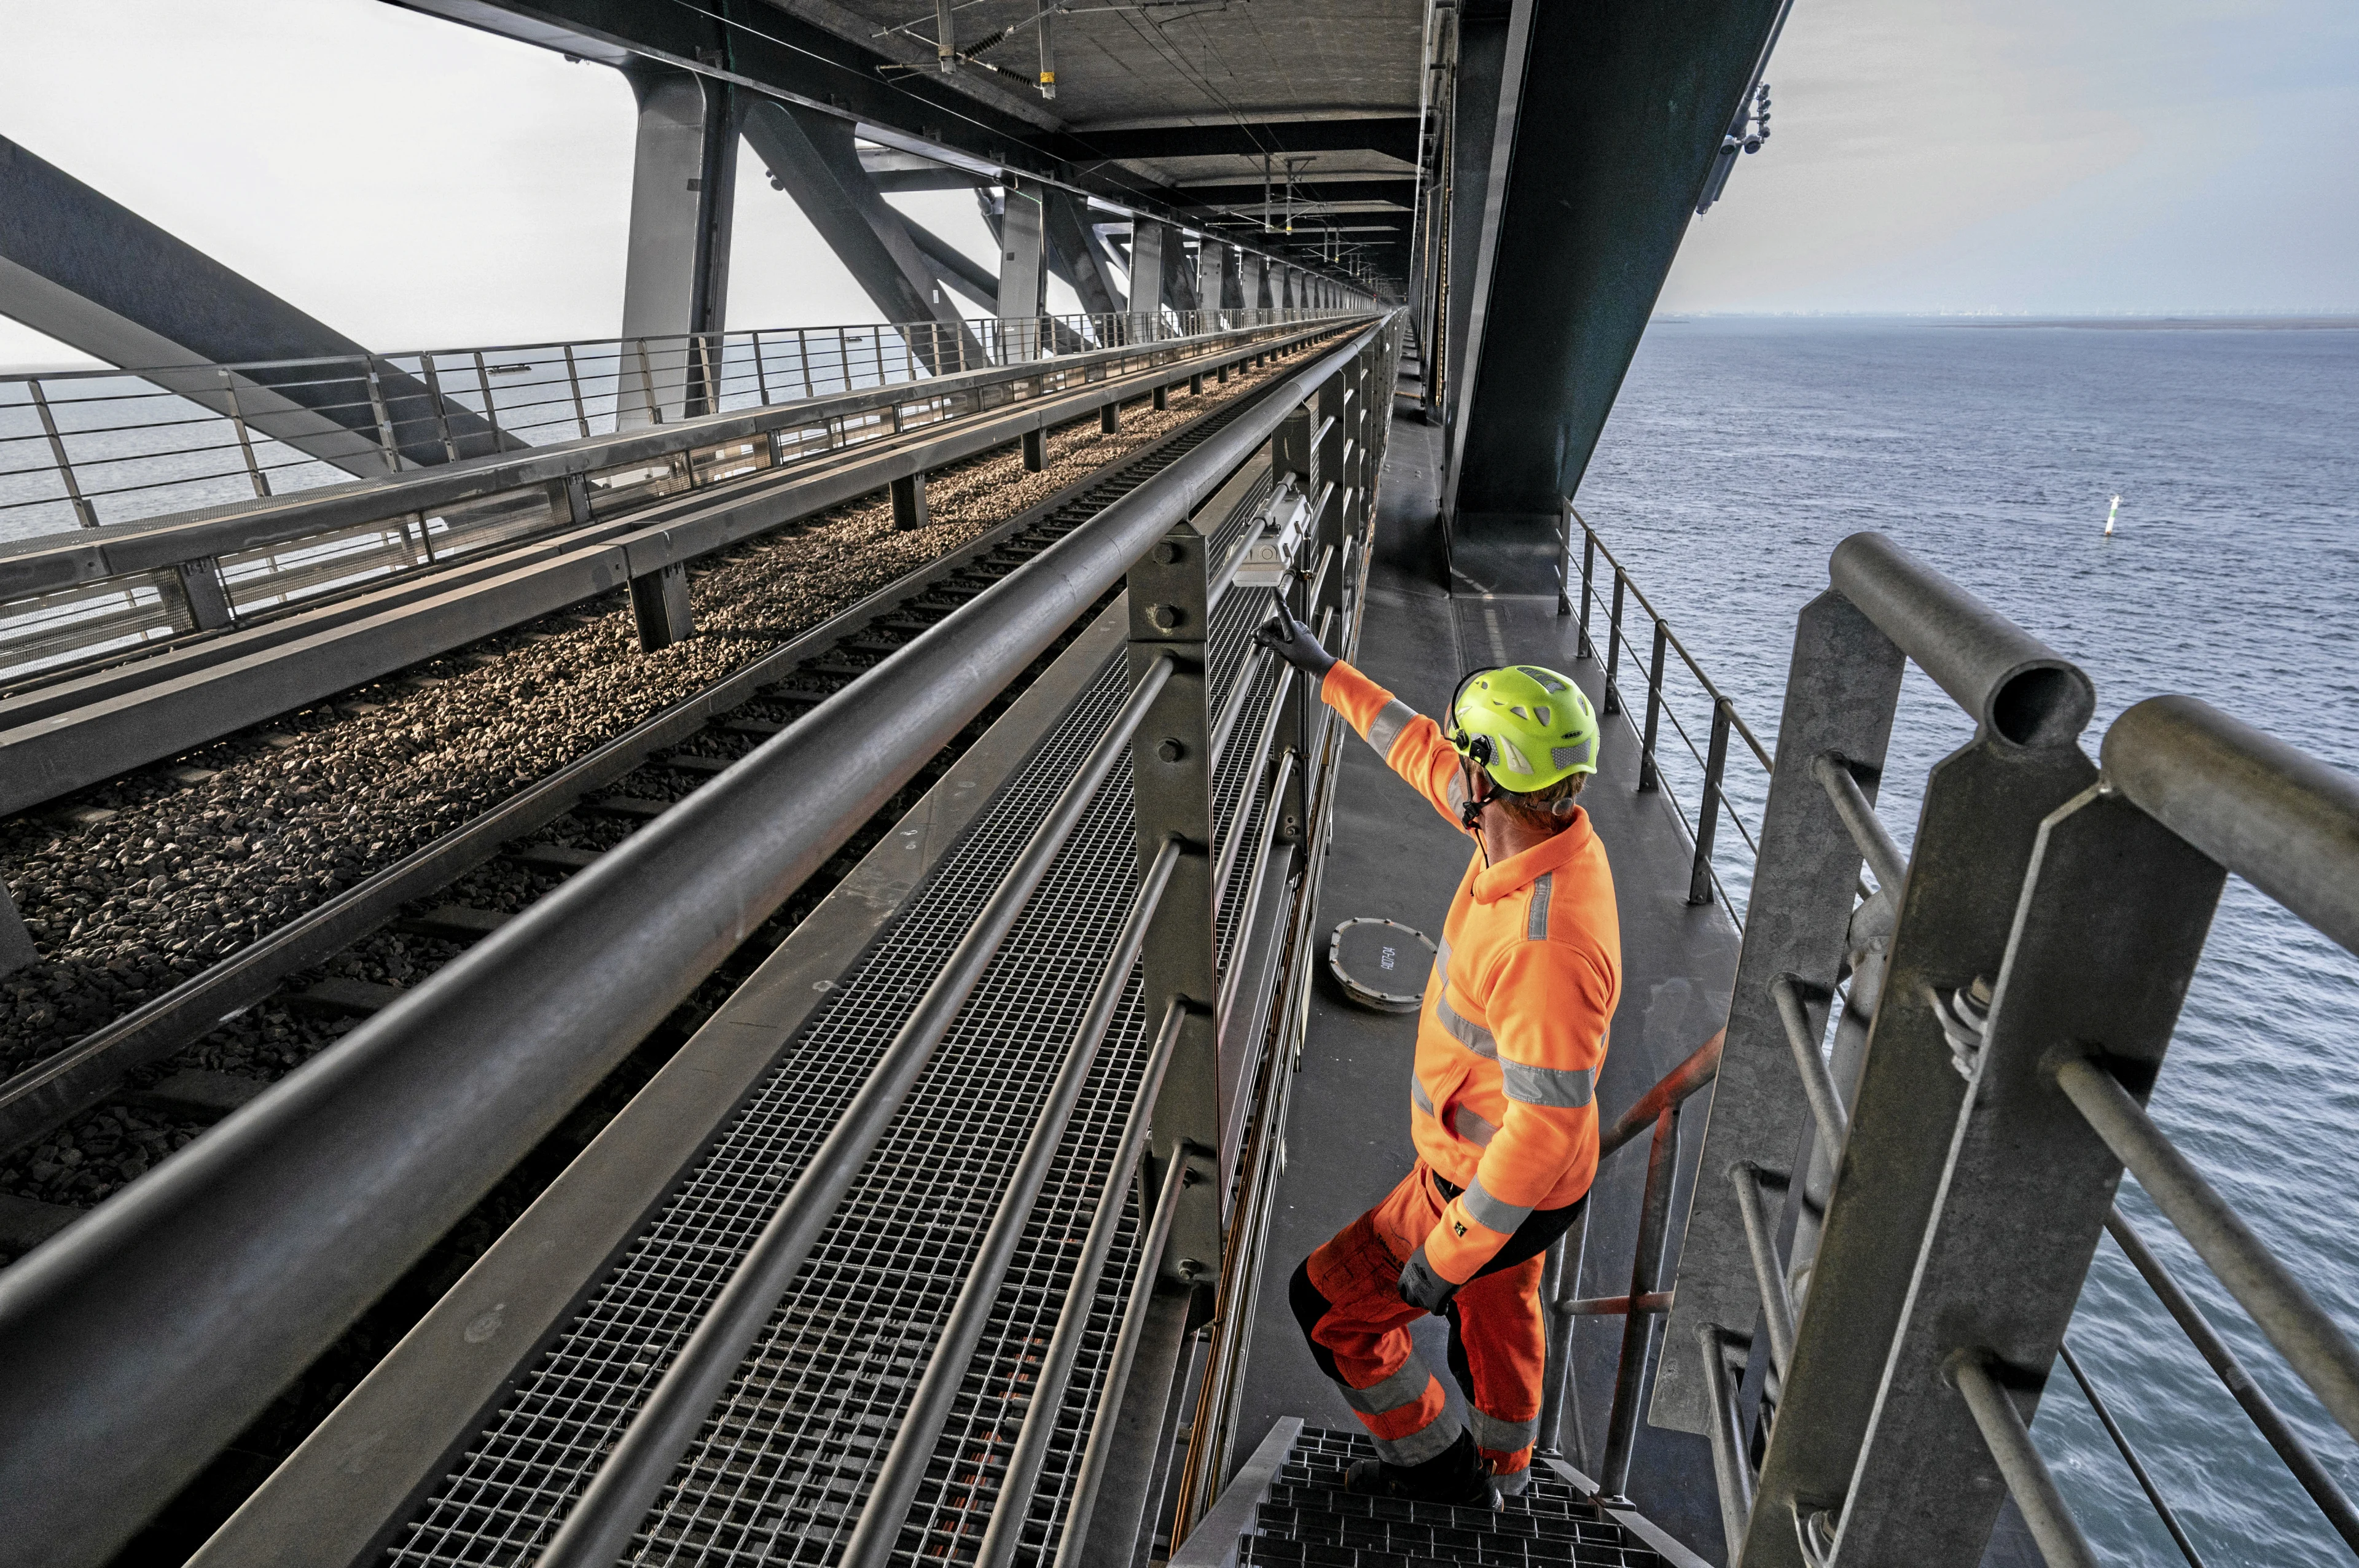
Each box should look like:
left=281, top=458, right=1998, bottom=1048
left=1448, top=665, right=1599, bottom=791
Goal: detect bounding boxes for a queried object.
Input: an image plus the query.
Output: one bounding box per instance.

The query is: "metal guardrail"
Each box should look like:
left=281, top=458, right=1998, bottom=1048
left=1562, top=524, right=2359, bottom=1567
left=0, top=309, right=1350, bottom=689
left=0, top=318, right=1393, bottom=1568
left=1565, top=507, right=1774, bottom=919
left=0, top=308, right=1328, bottom=536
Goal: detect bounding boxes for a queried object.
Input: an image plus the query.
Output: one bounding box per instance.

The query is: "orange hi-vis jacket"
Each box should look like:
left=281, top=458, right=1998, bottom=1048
left=1321, top=660, right=1622, bottom=1285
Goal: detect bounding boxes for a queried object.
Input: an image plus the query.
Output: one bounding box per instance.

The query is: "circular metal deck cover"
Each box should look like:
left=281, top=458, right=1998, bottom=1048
left=1328, top=918, right=1435, bottom=1013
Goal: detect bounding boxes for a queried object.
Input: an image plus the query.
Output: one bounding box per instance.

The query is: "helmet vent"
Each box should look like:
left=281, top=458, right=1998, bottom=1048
left=1552, top=740, right=1595, bottom=771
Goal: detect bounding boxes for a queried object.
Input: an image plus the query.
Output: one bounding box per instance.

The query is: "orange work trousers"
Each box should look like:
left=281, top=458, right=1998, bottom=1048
left=1289, top=1161, right=1578, bottom=1492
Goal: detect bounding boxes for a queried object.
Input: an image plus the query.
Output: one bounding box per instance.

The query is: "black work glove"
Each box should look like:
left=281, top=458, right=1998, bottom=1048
left=1398, top=1241, right=1458, bottom=1316
left=1254, top=606, right=1336, bottom=679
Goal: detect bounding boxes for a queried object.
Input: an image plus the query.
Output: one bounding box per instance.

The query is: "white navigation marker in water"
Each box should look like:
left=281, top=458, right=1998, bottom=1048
left=2104, top=494, right=2120, bottom=537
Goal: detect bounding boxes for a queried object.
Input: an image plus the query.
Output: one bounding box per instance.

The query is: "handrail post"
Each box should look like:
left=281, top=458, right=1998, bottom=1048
left=216, top=369, right=271, bottom=499
left=1638, top=618, right=1669, bottom=792
left=749, top=330, right=772, bottom=407
left=26, top=380, right=100, bottom=528
left=1602, top=568, right=1625, bottom=712
left=363, top=357, right=406, bottom=473
left=1556, top=496, right=1574, bottom=617
left=1598, top=1101, right=1680, bottom=1499
left=1125, top=510, right=1224, bottom=1287
left=1686, top=700, right=1730, bottom=906
left=1577, top=530, right=1596, bottom=659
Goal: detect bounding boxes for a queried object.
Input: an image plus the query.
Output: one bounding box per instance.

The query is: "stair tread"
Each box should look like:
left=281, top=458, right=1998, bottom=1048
left=1238, top=1427, right=1672, bottom=1568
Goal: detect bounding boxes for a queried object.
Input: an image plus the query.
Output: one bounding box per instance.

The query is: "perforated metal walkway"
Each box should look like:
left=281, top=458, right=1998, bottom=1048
left=389, top=483, right=1284, bottom=1567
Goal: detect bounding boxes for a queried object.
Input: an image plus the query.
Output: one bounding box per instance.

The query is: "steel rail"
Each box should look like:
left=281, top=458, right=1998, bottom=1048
left=2103, top=1206, right=2359, bottom=1550
left=1567, top=505, right=1772, bottom=770
left=0, top=324, right=1380, bottom=1568
left=1952, top=1352, right=2100, bottom=1568
left=969, top=1000, right=1189, bottom=1568
left=1828, top=531, right=2095, bottom=747
left=1049, top=1145, right=1193, bottom=1568
left=2100, top=693, right=2359, bottom=960
left=2057, top=1058, right=2359, bottom=1448
left=2056, top=1343, right=2208, bottom=1568
left=0, top=475, right=1068, bottom=1157
left=839, top=885, right=1184, bottom=1568
left=533, top=657, right=1174, bottom=1568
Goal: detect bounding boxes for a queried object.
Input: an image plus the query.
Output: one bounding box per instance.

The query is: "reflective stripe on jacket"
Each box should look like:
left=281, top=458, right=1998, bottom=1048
left=1321, top=659, right=1621, bottom=1284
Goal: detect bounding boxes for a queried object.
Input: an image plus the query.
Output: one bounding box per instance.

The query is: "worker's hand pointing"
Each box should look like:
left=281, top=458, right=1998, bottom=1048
left=1398, top=1242, right=1458, bottom=1316
left=1254, top=606, right=1336, bottom=679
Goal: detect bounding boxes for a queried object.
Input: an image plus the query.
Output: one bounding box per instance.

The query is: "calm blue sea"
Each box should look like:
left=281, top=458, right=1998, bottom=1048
left=1579, top=317, right=2359, bottom=1565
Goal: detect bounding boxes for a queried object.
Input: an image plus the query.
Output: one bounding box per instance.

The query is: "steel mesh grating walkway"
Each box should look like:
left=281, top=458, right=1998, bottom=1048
left=389, top=474, right=1291, bottom=1567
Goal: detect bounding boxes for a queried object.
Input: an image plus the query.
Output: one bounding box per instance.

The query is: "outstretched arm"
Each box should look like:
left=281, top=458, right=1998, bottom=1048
left=1319, top=661, right=1473, bottom=832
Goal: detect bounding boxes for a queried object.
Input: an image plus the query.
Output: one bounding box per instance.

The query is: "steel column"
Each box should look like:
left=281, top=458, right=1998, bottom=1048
left=996, top=187, right=1049, bottom=359
left=1127, top=504, right=1224, bottom=1282
left=1653, top=585, right=1904, bottom=1433
left=742, top=100, right=981, bottom=373
left=1130, top=222, right=1169, bottom=340
left=1829, top=783, right=2222, bottom=1567
left=617, top=68, right=737, bottom=429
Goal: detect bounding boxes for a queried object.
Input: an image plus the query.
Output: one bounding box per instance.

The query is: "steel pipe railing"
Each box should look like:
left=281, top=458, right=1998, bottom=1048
left=530, top=655, right=1175, bottom=1568
left=1732, top=1163, right=1798, bottom=1377
left=1828, top=531, right=2095, bottom=749
left=0, top=322, right=1382, bottom=1568
left=1597, top=1102, right=1681, bottom=1499
left=2101, top=694, right=2359, bottom=960
left=1697, top=1325, right=1755, bottom=1564
left=2057, top=1057, right=2359, bottom=1448
left=1769, top=973, right=1850, bottom=1150
left=969, top=1002, right=1189, bottom=1568
left=2103, top=1206, right=2359, bottom=1551
left=0, top=309, right=1356, bottom=534
left=837, top=839, right=1185, bottom=1568
left=1049, top=1145, right=1194, bottom=1568
left=2057, top=1343, right=2208, bottom=1568
left=1952, top=1352, right=2100, bottom=1568
left=1811, top=751, right=1909, bottom=894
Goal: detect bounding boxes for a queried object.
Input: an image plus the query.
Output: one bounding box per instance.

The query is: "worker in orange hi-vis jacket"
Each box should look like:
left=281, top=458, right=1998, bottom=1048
left=1253, top=604, right=1619, bottom=1508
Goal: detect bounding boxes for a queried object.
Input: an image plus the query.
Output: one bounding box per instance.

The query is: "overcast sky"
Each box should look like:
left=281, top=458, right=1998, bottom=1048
left=1, top=0, right=2352, bottom=366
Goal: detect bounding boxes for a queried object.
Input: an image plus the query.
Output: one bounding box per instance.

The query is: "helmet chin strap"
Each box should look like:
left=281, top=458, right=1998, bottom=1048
left=1458, top=758, right=1491, bottom=835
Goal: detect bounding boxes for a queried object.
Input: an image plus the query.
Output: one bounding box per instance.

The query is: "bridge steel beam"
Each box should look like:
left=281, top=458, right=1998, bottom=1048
left=1445, top=0, right=1789, bottom=590
left=617, top=67, right=740, bottom=429
left=0, top=134, right=503, bottom=474
left=1045, top=189, right=1126, bottom=314
left=910, top=217, right=1000, bottom=312
left=995, top=186, right=1048, bottom=359
left=386, top=0, right=1340, bottom=293
left=739, top=100, right=982, bottom=371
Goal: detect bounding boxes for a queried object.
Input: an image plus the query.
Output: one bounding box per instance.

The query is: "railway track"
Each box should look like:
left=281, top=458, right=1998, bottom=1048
left=0, top=355, right=1308, bottom=1265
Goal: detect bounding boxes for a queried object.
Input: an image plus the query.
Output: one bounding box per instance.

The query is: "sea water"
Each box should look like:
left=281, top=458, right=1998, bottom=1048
left=1579, top=317, right=2359, bottom=1564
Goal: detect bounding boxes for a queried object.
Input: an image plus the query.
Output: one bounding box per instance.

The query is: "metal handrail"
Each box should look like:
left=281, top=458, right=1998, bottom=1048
left=1564, top=507, right=1771, bottom=921
left=1622, top=528, right=2358, bottom=1567
left=1, top=314, right=1352, bottom=695
left=535, top=668, right=1176, bottom=1568
left=0, top=324, right=1384, bottom=1568
left=0, top=308, right=1353, bottom=536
